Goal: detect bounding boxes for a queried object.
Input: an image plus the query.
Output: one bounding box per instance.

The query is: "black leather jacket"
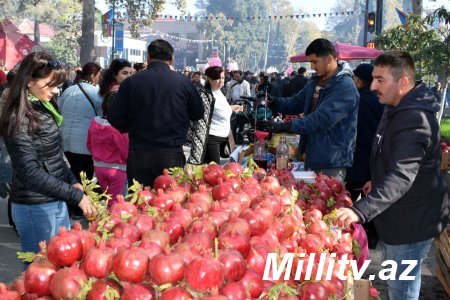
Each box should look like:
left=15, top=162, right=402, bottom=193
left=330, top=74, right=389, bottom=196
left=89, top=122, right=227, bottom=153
left=4, top=102, right=83, bottom=206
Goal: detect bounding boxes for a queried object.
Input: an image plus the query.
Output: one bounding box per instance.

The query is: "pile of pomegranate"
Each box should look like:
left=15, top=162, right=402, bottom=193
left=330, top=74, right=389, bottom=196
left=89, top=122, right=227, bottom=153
left=2, top=162, right=363, bottom=300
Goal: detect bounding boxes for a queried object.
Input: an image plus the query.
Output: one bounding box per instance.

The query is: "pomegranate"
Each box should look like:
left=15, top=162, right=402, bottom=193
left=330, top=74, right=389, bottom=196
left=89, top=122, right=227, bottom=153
left=184, top=258, right=224, bottom=292
left=148, top=253, right=186, bottom=285
left=24, top=258, right=57, bottom=296
left=153, top=169, right=176, bottom=191
left=139, top=240, right=163, bottom=260
left=182, top=232, right=214, bottom=253
left=82, top=239, right=114, bottom=278
left=141, top=229, right=170, bottom=249
left=219, top=282, right=246, bottom=300
left=166, top=185, right=188, bottom=204
left=223, top=162, right=243, bottom=178
left=70, top=222, right=95, bottom=258
left=86, top=278, right=123, bottom=300
left=218, top=232, right=251, bottom=258
left=188, top=218, right=218, bottom=240
left=112, top=222, right=141, bottom=243
left=211, top=178, right=234, bottom=201
left=47, top=226, right=83, bottom=267
left=260, top=176, right=281, bottom=194
left=218, top=249, right=246, bottom=282
left=239, top=270, right=264, bottom=298
left=159, top=219, right=185, bottom=244
left=203, top=164, right=227, bottom=186
left=159, top=287, right=191, bottom=300
left=299, top=282, right=329, bottom=300
left=150, top=189, right=175, bottom=212
left=112, top=248, right=149, bottom=283
left=219, top=218, right=251, bottom=238
left=0, top=283, right=20, bottom=300
left=110, top=195, right=138, bottom=217
left=121, top=284, right=155, bottom=300
left=49, top=264, right=87, bottom=300
left=128, top=214, right=155, bottom=234
left=105, top=236, right=131, bottom=253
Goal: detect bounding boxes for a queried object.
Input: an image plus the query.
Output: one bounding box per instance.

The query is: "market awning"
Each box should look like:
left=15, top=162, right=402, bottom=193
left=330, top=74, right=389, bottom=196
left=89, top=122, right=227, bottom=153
left=290, top=42, right=383, bottom=63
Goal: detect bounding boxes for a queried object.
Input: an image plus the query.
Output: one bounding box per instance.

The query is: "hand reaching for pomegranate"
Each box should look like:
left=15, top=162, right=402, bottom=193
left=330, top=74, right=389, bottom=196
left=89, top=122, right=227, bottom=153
left=334, top=208, right=360, bottom=229
left=78, top=194, right=98, bottom=218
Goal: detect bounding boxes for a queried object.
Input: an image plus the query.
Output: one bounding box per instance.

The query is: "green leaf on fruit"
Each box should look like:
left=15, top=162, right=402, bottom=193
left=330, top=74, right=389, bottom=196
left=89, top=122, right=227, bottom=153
left=326, top=197, right=336, bottom=208
left=17, top=251, right=37, bottom=263
left=352, top=239, right=361, bottom=259
left=268, top=283, right=298, bottom=300
left=105, top=285, right=121, bottom=300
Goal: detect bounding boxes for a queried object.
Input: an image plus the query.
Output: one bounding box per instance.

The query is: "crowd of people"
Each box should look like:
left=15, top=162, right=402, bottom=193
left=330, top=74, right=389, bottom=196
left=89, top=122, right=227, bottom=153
left=0, top=37, right=448, bottom=300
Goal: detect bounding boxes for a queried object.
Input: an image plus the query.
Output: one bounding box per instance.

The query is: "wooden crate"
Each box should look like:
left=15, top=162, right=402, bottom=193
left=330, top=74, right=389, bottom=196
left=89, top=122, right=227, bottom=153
left=436, top=264, right=450, bottom=297
left=441, top=151, right=450, bottom=171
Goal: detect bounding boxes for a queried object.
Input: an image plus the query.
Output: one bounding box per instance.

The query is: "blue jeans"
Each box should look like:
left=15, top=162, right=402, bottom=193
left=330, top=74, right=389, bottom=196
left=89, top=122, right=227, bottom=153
left=382, top=238, right=433, bottom=300
left=12, top=201, right=71, bottom=253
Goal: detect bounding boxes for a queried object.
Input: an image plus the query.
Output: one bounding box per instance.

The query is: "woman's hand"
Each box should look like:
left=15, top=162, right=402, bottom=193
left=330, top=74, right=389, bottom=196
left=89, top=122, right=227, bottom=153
left=72, top=183, right=83, bottom=191
left=78, top=194, right=98, bottom=218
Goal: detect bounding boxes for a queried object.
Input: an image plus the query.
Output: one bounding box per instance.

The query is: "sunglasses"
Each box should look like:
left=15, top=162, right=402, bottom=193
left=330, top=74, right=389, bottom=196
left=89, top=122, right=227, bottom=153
left=47, top=59, right=63, bottom=69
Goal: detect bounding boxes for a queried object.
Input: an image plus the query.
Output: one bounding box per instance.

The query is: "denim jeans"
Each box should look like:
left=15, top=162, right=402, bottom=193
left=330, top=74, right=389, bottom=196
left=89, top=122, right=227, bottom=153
left=382, top=238, right=433, bottom=300
left=12, top=201, right=71, bottom=253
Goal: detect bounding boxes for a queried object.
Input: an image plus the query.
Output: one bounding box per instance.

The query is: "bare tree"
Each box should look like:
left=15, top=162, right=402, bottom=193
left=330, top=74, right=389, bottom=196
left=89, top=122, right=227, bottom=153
left=412, top=0, right=423, bottom=15
left=79, top=0, right=95, bottom=65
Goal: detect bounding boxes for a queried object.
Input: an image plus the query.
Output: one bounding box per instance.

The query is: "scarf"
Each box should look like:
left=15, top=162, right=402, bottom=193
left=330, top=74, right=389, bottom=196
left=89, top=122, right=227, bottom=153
left=28, top=94, right=63, bottom=126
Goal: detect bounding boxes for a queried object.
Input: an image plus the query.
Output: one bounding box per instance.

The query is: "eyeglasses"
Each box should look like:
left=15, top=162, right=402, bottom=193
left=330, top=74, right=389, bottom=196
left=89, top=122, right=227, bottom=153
left=47, top=59, right=63, bottom=69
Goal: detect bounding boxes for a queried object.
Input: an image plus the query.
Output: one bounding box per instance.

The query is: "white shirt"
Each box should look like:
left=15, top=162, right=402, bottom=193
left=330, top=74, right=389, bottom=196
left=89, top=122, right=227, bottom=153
left=209, top=89, right=232, bottom=138
left=230, top=84, right=241, bottom=102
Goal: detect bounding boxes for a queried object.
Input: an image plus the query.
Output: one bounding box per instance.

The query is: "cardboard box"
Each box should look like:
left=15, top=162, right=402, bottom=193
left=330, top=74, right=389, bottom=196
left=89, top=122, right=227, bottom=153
left=437, top=264, right=450, bottom=297
left=441, top=151, right=450, bottom=171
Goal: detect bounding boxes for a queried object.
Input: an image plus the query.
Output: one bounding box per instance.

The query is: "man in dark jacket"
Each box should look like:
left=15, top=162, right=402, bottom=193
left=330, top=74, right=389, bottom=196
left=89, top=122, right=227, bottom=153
left=266, top=38, right=359, bottom=181
left=283, top=67, right=308, bottom=97
left=345, top=63, right=384, bottom=249
left=335, top=51, right=450, bottom=300
left=108, top=39, right=204, bottom=187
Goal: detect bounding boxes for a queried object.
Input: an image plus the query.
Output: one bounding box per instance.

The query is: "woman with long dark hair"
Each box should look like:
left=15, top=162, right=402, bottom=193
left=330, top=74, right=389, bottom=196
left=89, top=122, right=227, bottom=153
left=0, top=52, right=97, bottom=253
left=87, top=59, right=131, bottom=204
left=188, top=66, right=241, bottom=164
left=99, top=59, right=132, bottom=98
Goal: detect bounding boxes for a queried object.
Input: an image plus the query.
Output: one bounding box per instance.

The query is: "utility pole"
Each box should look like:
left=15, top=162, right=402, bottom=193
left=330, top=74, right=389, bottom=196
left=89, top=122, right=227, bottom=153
left=110, top=0, right=116, bottom=62
left=263, top=23, right=271, bottom=72
left=376, top=0, right=383, bottom=35
left=363, top=0, right=369, bottom=46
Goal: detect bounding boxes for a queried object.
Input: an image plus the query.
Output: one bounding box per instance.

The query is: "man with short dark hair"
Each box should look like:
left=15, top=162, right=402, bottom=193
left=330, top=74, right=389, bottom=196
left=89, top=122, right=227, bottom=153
left=283, top=67, right=308, bottom=97
left=266, top=38, right=359, bottom=181
left=108, top=39, right=204, bottom=187
left=191, top=71, right=203, bottom=91
left=335, top=51, right=449, bottom=300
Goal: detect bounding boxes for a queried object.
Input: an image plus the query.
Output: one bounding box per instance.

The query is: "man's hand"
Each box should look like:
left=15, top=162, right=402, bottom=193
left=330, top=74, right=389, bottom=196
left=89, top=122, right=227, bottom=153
left=363, top=181, right=372, bottom=196
left=78, top=194, right=98, bottom=219
left=73, top=183, right=83, bottom=191
left=231, top=105, right=243, bottom=112
left=334, top=208, right=360, bottom=229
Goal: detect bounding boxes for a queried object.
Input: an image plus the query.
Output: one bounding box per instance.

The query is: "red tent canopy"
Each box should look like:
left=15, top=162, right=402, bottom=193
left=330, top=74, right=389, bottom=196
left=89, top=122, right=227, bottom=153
left=0, top=20, right=37, bottom=70
left=290, top=42, right=383, bottom=63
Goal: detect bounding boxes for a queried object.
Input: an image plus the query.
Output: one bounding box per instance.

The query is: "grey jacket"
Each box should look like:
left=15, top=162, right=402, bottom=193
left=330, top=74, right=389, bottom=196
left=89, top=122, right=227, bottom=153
left=352, top=82, right=449, bottom=245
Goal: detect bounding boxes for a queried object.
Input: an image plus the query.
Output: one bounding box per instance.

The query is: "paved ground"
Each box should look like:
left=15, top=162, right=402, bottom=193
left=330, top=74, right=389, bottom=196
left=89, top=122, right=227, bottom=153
left=0, top=196, right=447, bottom=299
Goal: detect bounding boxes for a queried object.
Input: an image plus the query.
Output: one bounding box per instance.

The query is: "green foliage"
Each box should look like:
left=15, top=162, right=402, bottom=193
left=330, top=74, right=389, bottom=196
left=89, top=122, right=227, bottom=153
left=440, top=118, right=450, bottom=139
left=105, top=0, right=186, bottom=38
left=375, top=9, right=450, bottom=81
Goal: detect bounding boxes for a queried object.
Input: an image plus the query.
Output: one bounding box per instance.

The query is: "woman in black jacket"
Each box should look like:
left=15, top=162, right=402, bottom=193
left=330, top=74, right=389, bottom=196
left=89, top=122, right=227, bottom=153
left=0, top=52, right=97, bottom=253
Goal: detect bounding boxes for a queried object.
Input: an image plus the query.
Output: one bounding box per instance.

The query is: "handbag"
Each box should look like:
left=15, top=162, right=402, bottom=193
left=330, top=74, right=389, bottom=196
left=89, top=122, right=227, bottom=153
left=76, top=83, right=98, bottom=116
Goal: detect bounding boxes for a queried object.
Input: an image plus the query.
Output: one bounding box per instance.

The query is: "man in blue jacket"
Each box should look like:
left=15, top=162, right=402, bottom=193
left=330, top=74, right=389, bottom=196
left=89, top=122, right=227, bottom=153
left=335, top=51, right=449, bottom=299
left=108, top=39, right=204, bottom=187
left=266, top=38, right=359, bottom=181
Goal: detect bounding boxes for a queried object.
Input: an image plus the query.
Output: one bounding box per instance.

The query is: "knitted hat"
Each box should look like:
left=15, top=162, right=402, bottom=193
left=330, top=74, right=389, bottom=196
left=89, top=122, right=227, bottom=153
left=353, top=64, right=374, bottom=83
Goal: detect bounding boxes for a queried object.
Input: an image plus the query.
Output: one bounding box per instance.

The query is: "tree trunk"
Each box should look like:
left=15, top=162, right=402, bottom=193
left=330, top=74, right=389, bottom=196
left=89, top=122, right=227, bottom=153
left=79, top=0, right=95, bottom=65
left=412, top=0, right=423, bottom=16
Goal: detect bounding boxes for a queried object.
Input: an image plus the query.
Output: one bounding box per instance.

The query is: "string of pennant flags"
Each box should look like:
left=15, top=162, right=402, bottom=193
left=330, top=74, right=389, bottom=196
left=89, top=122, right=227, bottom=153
left=155, top=11, right=356, bottom=21
left=109, top=10, right=357, bottom=22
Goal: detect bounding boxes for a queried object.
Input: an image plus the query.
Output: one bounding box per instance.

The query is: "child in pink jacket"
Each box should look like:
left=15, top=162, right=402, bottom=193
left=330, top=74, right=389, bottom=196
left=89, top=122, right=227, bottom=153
left=87, top=93, right=128, bottom=205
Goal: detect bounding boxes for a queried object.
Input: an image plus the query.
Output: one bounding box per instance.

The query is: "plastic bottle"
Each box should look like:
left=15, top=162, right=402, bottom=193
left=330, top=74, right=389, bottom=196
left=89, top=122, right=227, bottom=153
left=276, top=137, right=289, bottom=170
left=253, top=139, right=268, bottom=170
